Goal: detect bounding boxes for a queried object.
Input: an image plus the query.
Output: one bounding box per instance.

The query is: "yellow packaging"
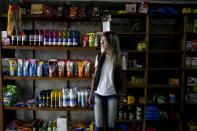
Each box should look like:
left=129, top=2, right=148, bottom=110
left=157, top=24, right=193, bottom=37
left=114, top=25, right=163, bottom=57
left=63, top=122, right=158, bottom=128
left=88, top=33, right=95, bottom=47
left=193, top=9, right=197, bottom=14
left=90, top=121, right=94, bottom=131
left=182, top=8, right=192, bottom=14
left=9, top=59, right=18, bottom=76
left=128, top=96, right=135, bottom=104
left=31, top=4, right=44, bottom=14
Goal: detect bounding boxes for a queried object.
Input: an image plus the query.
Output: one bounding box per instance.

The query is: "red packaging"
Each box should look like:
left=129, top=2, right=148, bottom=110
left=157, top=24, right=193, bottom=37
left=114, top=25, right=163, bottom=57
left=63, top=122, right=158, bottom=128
left=58, top=60, right=65, bottom=77
left=78, top=7, right=86, bottom=18
left=66, top=60, right=73, bottom=77
left=45, top=6, right=53, bottom=17
left=84, top=60, right=91, bottom=77
left=82, top=35, right=89, bottom=47
left=70, top=7, right=78, bottom=18
left=48, top=59, right=57, bottom=77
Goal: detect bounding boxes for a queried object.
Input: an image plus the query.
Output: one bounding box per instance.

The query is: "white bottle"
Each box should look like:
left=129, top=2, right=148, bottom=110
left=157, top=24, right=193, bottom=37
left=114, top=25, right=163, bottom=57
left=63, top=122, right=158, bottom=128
left=122, top=55, right=127, bottom=70
left=70, top=88, right=76, bottom=107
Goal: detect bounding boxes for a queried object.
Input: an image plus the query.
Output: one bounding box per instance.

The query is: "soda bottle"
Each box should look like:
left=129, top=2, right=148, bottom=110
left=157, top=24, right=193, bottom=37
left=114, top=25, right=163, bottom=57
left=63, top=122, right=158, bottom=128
left=39, top=30, right=44, bottom=46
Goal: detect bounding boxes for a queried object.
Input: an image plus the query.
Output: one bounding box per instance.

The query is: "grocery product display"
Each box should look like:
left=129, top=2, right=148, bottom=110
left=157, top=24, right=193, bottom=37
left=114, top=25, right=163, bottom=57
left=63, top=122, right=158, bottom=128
left=1, top=2, right=197, bottom=131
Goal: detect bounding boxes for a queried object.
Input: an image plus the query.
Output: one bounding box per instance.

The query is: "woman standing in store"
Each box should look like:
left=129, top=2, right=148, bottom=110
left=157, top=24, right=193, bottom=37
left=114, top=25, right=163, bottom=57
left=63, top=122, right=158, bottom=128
left=88, top=31, right=126, bottom=131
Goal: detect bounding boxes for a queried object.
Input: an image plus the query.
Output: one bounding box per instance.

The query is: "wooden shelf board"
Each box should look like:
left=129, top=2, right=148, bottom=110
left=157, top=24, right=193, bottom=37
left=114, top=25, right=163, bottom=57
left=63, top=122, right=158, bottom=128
left=4, top=107, right=93, bottom=111
left=149, top=50, right=183, bottom=53
left=117, top=32, right=146, bottom=35
left=121, top=50, right=146, bottom=53
left=2, top=46, right=98, bottom=50
left=149, top=32, right=183, bottom=35
left=185, top=66, right=197, bottom=70
left=126, top=68, right=146, bottom=72
left=3, top=76, right=92, bottom=81
left=149, top=68, right=182, bottom=71
left=126, top=83, right=145, bottom=88
left=0, top=14, right=101, bottom=22
left=148, top=84, right=180, bottom=88
left=116, top=119, right=143, bottom=122
left=147, top=103, right=180, bottom=105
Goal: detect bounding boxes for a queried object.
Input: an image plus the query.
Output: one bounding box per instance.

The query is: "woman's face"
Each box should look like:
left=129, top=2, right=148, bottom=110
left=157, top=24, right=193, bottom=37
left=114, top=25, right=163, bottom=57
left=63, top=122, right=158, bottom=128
left=100, top=36, right=108, bottom=53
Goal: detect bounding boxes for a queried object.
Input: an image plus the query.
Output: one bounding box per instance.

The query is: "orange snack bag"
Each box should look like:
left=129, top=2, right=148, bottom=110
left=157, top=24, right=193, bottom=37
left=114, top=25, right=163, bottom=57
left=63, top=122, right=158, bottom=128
left=78, top=61, right=85, bottom=77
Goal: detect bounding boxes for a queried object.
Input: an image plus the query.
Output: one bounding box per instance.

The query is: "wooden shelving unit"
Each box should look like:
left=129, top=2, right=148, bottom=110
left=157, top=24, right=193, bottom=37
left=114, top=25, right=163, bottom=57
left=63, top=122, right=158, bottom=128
left=1, top=10, right=196, bottom=131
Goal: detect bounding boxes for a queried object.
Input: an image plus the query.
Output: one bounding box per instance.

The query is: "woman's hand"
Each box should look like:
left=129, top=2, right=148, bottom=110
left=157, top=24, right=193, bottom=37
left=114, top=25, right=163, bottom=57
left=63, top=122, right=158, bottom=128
left=88, top=93, right=93, bottom=105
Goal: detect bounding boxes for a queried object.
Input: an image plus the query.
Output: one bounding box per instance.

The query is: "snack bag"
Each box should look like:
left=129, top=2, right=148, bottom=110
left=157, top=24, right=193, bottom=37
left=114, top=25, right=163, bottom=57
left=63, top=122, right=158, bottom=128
left=66, top=60, right=73, bottom=77
left=23, top=59, right=29, bottom=76
left=43, top=62, right=49, bottom=77
left=37, top=61, right=44, bottom=77
left=29, top=59, right=37, bottom=77
left=49, top=59, right=57, bottom=77
left=17, top=59, right=23, bottom=76
left=7, top=5, right=22, bottom=35
left=9, top=59, right=18, bottom=76
left=3, top=85, right=20, bottom=106
left=73, top=60, right=80, bottom=77
left=78, top=61, right=85, bottom=77
left=84, top=60, right=91, bottom=77
left=58, top=60, right=65, bottom=77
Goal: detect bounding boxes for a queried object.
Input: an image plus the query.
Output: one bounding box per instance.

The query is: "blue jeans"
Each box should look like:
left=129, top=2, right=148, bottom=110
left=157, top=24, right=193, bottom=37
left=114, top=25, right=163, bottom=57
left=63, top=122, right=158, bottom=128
left=94, top=92, right=119, bottom=131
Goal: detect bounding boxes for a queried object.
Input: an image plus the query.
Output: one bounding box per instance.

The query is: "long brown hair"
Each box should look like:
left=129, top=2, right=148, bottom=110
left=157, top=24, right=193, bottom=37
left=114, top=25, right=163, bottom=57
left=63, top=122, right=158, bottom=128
left=103, top=32, right=122, bottom=68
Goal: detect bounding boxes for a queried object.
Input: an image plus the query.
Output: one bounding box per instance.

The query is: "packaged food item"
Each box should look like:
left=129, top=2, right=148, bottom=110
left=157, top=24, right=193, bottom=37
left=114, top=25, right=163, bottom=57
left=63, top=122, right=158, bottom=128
left=43, top=62, right=49, bottom=77
left=37, top=61, right=44, bottom=77
left=49, top=59, right=57, bottom=77
left=92, top=7, right=99, bottom=17
left=23, top=59, right=29, bottom=76
left=78, top=7, right=86, bottom=19
left=49, top=30, right=53, bottom=46
left=82, top=35, right=89, bottom=47
left=88, top=33, right=95, bottom=47
left=81, top=91, right=85, bottom=107
left=78, top=61, right=85, bottom=77
left=58, top=31, right=63, bottom=46
left=70, top=7, right=78, bottom=18
left=17, top=59, right=23, bottom=76
left=73, top=60, right=80, bottom=77
left=34, top=30, right=39, bottom=46
left=58, top=60, right=65, bottom=77
left=53, top=30, right=58, bottom=46
left=31, top=4, right=44, bottom=14
left=68, top=31, right=73, bottom=46
left=29, top=30, right=34, bottom=46
left=73, top=31, right=80, bottom=46
left=63, top=31, right=68, bottom=46
left=66, top=60, right=73, bottom=77
left=84, top=60, right=91, bottom=77
left=29, top=59, right=37, bottom=77
left=126, top=3, right=137, bottom=13
left=7, top=5, right=22, bottom=35
left=55, top=90, right=59, bottom=108
left=45, top=6, right=53, bottom=17
left=56, top=7, right=64, bottom=18
left=39, top=30, right=44, bottom=46
left=44, top=30, right=49, bottom=46
left=9, top=59, right=18, bottom=76
left=3, top=85, right=20, bottom=107
left=77, top=91, right=81, bottom=107
left=1, top=31, right=10, bottom=46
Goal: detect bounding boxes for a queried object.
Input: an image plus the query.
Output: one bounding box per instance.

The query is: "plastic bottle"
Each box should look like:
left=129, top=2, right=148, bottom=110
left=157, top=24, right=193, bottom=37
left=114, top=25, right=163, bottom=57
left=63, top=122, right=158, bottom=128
left=59, top=90, right=63, bottom=108
left=77, top=91, right=81, bottom=107
left=58, top=31, right=63, bottom=46
left=51, top=90, right=55, bottom=108
left=63, top=31, right=68, bottom=46
left=38, top=92, right=43, bottom=107
left=55, top=90, right=59, bottom=108
left=70, top=88, right=76, bottom=107
left=42, top=90, right=46, bottom=107
left=85, top=90, right=89, bottom=107
left=81, top=91, right=85, bottom=107
left=39, top=30, right=44, bottom=46
left=47, top=121, right=52, bottom=131
left=53, top=121, right=57, bottom=131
